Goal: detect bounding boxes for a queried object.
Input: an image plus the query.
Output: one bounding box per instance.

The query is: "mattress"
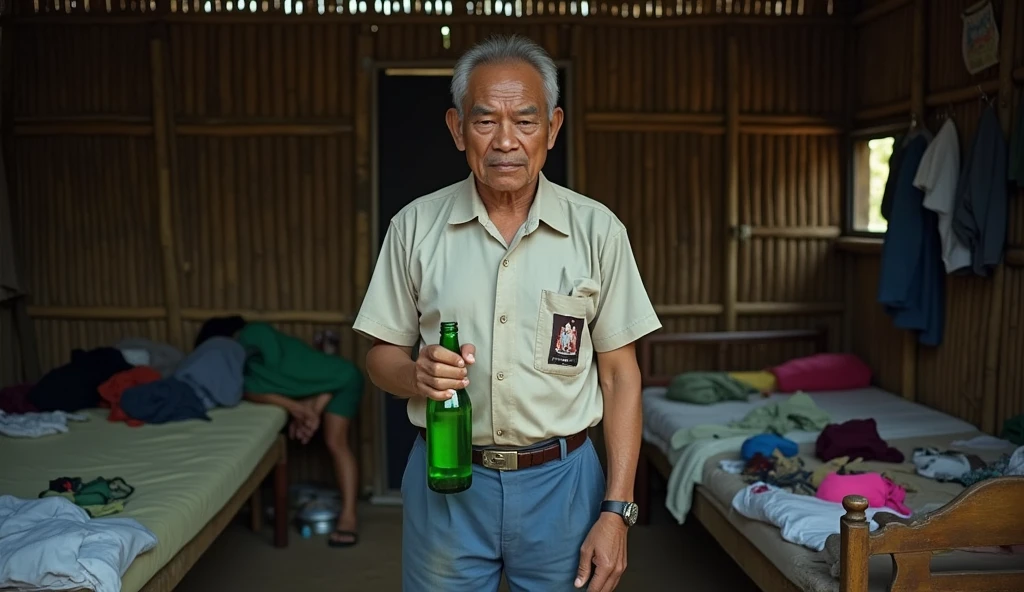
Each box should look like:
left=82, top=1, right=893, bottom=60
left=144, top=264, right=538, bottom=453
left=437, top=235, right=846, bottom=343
left=699, top=434, right=1024, bottom=592
left=0, top=402, right=287, bottom=592
left=642, top=386, right=980, bottom=461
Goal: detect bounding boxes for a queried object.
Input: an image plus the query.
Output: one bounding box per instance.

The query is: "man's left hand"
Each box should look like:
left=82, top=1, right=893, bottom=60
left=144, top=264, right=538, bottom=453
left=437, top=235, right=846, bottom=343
left=574, top=512, right=628, bottom=591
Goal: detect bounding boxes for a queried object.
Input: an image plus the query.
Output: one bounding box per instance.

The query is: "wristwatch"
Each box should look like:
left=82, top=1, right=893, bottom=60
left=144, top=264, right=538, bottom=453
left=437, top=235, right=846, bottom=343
left=600, top=500, right=639, bottom=527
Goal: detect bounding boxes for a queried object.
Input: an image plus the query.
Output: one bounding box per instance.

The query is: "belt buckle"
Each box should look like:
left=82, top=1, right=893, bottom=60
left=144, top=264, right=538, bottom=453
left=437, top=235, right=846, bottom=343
left=481, top=449, right=518, bottom=471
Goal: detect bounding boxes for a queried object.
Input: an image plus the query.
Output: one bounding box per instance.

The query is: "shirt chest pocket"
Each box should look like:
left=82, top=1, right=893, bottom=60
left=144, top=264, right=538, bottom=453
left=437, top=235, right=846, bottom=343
left=533, top=290, right=594, bottom=377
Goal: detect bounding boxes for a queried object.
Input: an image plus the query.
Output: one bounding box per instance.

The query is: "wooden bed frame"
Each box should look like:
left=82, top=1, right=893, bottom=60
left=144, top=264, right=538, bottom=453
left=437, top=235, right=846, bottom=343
left=634, top=328, right=1024, bottom=592
left=634, top=328, right=826, bottom=592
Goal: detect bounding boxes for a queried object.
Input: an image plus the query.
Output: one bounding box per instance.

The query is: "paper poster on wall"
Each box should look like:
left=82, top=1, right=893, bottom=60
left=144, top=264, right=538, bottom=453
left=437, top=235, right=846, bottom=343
left=961, top=0, right=1000, bottom=75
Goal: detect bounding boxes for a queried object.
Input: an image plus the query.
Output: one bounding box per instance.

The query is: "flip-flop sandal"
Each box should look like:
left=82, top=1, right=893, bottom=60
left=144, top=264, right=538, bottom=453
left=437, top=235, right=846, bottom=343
left=327, top=530, right=358, bottom=548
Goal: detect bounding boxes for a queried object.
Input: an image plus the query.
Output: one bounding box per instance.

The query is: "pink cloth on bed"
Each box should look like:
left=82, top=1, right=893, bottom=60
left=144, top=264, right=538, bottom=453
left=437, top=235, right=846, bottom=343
left=815, top=472, right=911, bottom=515
left=771, top=353, right=872, bottom=393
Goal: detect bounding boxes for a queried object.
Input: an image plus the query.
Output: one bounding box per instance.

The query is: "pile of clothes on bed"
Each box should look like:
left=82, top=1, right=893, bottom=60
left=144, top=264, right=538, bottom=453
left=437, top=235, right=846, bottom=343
left=0, top=315, right=364, bottom=438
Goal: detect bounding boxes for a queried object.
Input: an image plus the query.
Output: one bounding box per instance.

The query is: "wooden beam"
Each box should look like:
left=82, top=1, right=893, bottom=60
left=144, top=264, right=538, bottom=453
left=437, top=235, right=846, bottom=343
left=901, top=0, right=925, bottom=403
left=723, top=35, right=739, bottom=333
left=982, top=0, right=1018, bottom=434
left=583, top=112, right=844, bottom=135
left=926, top=79, right=1000, bottom=108
left=736, top=301, right=845, bottom=315
left=570, top=25, right=586, bottom=195
left=176, top=118, right=354, bottom=136
left=9, top=13, right=847, bottom=27
left=26, top=306, right=169, bottom=320
left=852, top=0, right=912, bottom=26
left=835, top=236, right=884, bottom=255
left=747, top=226, right=841, bottom=239
left=150, top=35, right=184, bottom=349
left=13, top=121, right=153, bottom=136
left=181, top=309, right=354, bottom=324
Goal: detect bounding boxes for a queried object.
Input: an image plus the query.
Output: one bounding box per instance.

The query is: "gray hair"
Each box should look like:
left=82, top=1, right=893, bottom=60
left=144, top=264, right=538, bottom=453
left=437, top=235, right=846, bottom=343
left=450, top=35, right=560, bottom=120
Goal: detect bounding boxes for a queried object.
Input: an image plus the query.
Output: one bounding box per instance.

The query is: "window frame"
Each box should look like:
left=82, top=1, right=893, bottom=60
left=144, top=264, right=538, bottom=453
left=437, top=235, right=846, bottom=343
left=844, top=123, right=906, bottom=238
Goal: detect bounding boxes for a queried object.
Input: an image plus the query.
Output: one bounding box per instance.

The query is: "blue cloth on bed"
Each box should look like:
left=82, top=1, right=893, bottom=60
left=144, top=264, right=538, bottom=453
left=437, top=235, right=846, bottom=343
left=877, top=133, right=946, bottom=347
left=741, top=434, right=799, bottom=461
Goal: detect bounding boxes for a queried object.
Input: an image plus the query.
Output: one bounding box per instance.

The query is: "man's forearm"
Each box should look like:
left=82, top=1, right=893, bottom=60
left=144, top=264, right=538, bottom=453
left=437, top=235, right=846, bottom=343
left=245, top=393, right=297, bottom=411
left=600, top=368, right=643, bottom=501
left=366, top=342, right=418, bottom=399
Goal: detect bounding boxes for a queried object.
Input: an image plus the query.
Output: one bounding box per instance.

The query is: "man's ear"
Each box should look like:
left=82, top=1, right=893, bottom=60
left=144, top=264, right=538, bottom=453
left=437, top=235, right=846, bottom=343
left=546, top=106, right=565, bottom=150
left=446, top=108, right=466, bottom=151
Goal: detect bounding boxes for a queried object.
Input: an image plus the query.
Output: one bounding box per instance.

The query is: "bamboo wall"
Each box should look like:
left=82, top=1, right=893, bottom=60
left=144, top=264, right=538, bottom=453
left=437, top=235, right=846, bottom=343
left=3, top=0, right=853, bottom=490
left=846, top=0, right=1024, bottom=433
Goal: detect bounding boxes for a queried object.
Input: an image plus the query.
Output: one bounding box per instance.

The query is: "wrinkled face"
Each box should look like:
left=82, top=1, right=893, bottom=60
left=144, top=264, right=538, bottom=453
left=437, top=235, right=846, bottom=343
left=446, top=61, right=564, bottom=195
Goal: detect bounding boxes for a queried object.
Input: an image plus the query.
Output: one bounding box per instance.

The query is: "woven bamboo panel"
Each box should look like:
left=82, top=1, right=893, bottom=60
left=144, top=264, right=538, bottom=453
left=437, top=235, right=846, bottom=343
left=848, top=257, right=904, bottom=395
left=169, top=23, right=356, bottom=119
left=32, top=320, right=170, bottom=372
left=373, top=22, right=569, bottom=60
left=735, top=24, right=846, bottom=115
left=926, top=0, right=1004, bottom=93
left=12, top=25, right=152, bottom=117
left=580, top=26, right=722, bottom=112
left=585, top=131, right=724, bottom=306
left=855, top=4, right=912, bottom=110
left=12, top=136, right=164, bottom=307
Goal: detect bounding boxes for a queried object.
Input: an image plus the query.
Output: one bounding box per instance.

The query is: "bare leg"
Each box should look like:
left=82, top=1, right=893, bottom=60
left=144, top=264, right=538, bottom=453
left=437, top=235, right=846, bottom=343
left=323, top=413, right=359, bottom=545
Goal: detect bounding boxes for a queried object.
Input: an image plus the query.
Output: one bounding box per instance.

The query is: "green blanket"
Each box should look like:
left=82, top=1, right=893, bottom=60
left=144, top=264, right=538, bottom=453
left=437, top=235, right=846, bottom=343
left=237, top=322, right=362, bottom=397
left=666, top=371, right=755, bottom=405
left=670, top=392, right=831, bottom=450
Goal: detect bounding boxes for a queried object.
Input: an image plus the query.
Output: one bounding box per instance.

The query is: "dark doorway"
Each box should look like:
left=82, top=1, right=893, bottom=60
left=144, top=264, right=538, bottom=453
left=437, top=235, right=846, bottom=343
left=375, top=67, right=570, bottom=494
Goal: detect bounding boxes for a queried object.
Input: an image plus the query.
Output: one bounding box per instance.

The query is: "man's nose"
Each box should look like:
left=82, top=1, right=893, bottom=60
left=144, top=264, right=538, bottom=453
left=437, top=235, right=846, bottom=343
left=491, top=121, right=517, bottom=151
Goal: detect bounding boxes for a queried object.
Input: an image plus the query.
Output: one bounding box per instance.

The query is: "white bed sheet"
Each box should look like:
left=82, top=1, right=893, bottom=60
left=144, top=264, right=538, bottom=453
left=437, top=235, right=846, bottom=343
left=642, top=386, right=978, bottom=460
left=642, top=386, right=981, bottom=523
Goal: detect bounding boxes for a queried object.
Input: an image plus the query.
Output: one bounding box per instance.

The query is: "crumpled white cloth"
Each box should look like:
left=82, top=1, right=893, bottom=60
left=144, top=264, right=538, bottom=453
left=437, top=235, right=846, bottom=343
left=0, top=495, right=157, bottom=592
left=0, top=410, right=88, bottom=438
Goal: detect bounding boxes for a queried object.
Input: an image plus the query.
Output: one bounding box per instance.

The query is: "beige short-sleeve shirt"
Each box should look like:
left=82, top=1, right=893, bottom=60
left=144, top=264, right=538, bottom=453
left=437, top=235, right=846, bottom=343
left=353, top=172, right=662, bottom=447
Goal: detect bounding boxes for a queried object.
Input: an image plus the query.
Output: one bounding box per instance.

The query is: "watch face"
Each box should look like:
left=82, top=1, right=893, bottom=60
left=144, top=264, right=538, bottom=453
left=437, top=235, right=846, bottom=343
left=623, top=502, right=639, bottom=526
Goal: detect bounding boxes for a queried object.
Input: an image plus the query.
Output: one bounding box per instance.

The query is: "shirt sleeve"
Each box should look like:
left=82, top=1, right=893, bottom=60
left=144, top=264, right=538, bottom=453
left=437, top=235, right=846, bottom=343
left=590, top=227, right=662, bottom=353
left=352, top=221, right=421, bottom=347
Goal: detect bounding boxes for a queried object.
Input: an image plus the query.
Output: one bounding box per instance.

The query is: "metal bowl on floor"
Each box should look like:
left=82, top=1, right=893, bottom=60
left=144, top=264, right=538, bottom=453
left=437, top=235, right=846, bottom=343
left=295, top=498, right=340, bottom=535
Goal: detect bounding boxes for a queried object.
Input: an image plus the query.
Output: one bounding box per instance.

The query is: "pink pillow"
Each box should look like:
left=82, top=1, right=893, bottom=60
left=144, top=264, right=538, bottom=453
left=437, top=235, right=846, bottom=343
left=771, top=353, right=871, bottom=393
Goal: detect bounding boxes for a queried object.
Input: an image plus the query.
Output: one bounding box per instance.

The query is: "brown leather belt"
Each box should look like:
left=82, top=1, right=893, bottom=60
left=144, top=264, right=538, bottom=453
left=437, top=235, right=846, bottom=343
left=418, top=429, right=588, bottom=471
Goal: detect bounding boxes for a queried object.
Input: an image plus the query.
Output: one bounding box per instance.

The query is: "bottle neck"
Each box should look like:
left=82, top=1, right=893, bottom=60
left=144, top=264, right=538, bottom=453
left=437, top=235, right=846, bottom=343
left=439, top=332, right=461, bottom=354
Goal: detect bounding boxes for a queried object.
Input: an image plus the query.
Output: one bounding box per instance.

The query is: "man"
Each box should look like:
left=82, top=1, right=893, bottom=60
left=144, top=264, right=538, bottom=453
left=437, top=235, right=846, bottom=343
left=353, top=35, right=661, bottom=591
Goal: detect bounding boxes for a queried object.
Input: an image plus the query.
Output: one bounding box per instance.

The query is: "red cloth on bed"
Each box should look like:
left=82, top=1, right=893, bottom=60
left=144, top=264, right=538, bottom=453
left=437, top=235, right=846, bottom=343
left=771, top=353, right=872, bottom=393
left=816, top=472, right=911, bottom=515
left=98, top=367, right=161, bottom=427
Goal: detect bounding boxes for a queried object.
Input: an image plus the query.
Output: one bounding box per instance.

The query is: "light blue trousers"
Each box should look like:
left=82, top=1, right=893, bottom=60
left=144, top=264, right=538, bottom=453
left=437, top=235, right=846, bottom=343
left=401, top=434, right=606, bottom=591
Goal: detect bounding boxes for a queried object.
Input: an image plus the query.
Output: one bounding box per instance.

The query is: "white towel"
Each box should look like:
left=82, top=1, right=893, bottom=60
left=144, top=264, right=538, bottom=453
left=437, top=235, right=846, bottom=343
left=0, top=410, right=87, bottom=438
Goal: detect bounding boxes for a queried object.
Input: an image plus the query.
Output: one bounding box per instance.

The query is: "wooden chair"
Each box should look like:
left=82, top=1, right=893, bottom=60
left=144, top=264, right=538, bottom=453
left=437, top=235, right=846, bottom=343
left=840, top=476, right=1024, bottom=592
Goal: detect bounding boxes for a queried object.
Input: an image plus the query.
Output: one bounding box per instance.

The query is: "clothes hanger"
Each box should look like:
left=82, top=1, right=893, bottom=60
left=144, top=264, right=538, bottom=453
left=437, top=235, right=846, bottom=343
left=978, top=85, right=993, bottom=108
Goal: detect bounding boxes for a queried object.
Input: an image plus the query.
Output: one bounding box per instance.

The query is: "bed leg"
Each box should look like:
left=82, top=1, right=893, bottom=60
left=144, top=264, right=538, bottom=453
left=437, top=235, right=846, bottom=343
left=635, top=449, right=651, bottom=526
left=249, top=485, right=264, bottom=533
left=273, top=439, right=289, bottom=548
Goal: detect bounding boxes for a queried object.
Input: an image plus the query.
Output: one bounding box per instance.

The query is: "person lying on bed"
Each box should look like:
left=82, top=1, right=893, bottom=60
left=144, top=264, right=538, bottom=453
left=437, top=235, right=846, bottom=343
left=195, top=317, right=365, bottom=548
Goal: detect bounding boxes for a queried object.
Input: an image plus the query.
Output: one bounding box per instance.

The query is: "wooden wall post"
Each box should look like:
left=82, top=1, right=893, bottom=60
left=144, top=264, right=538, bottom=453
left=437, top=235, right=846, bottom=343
left=570, top=25, right=587, bottom=195
left=354, top=25, right=376, bottom=495
left=982, top=0, right=1018, bottom=434
left=723, top=35, right=739, bottom=333
left=900, top=0, right=926, bottom=402
left=149, top=34, right=184, bottom=348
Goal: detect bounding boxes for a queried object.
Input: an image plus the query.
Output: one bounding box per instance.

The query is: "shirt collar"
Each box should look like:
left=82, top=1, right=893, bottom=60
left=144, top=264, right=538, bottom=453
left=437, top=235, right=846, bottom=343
left=447, top=172, right=570, bottom=236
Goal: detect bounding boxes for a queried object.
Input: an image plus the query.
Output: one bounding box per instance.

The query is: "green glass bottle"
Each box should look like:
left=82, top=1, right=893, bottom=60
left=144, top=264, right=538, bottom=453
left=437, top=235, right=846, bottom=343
left=425, top=321, right=473, bottom=494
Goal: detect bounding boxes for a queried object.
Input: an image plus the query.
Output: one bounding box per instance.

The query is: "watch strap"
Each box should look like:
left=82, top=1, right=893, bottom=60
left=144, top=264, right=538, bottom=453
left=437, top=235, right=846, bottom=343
left=600, top=500, right=628, bottom=515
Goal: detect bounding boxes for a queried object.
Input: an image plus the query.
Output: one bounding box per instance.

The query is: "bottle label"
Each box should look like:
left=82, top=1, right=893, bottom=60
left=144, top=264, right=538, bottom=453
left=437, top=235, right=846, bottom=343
left=547, top=314, right=585, bottom=367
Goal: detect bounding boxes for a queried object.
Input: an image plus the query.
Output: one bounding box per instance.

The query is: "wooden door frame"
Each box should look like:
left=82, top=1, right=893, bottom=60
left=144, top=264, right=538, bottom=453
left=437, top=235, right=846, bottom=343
left=367, top=58, right=576, bottom=502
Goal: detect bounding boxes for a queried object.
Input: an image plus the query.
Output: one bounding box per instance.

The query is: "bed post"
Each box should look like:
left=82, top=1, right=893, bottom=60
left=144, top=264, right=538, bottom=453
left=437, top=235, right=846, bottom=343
left=273, top=436, right=289, bottom=548
left=839, top=495, right=870, bottom=592
left=635, top=447, right=651, bottom=526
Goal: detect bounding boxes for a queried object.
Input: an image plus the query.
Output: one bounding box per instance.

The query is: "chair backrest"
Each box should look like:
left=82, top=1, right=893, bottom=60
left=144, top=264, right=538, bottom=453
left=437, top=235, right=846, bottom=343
left=840, top=476, right=1024, bottom=592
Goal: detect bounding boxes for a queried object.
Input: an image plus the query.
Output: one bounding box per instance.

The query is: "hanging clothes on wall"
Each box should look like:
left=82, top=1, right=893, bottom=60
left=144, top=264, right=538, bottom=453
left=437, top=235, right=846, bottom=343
left=952, top=104, right=1009, bottom=277
left=877, top=129, right=946, bottom=347
left=914, top=118, right=972, bottom=274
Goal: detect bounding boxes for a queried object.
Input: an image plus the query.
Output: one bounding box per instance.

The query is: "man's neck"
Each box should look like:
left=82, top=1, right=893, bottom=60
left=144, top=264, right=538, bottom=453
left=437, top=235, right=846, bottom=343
left=476, top=177, right=539, bottom=220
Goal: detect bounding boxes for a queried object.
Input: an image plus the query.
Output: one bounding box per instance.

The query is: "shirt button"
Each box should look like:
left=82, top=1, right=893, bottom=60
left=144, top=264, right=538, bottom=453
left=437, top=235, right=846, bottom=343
left=500, top=314, right=508, bottom=324
left=496, top=429, right=504, bottom=436
left=502, top=259, right=509, bottom=267
left=497, top=372, right=505, bottom=380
